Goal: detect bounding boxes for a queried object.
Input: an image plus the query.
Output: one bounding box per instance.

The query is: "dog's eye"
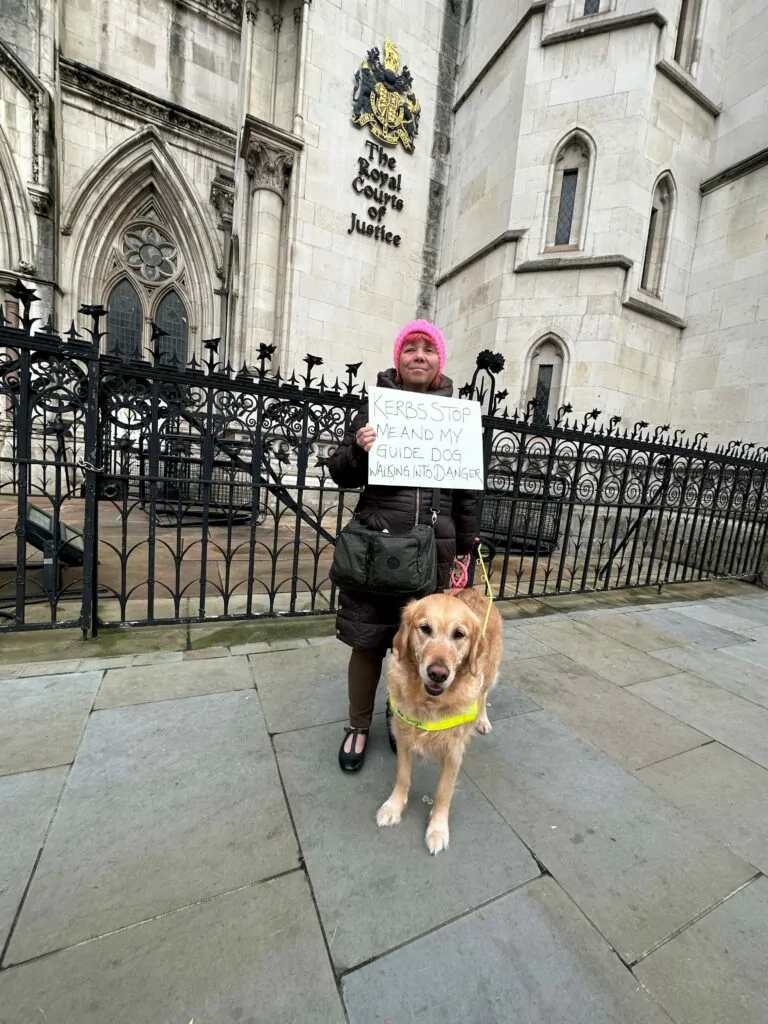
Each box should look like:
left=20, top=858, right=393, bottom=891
left=419, top=623, right=432, bottom=636
left=453, top=629, right=466, bottom=640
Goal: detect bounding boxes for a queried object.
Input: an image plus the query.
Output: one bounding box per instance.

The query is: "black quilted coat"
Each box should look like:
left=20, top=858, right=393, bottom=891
left=328, top=368, right=479, bottom=650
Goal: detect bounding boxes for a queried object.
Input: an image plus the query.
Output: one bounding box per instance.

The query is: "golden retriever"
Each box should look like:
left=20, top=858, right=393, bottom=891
left=376, top=587, right=503, bottom=855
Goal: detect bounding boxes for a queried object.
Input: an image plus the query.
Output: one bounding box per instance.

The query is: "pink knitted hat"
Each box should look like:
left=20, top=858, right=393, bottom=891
left=393, top=319, right=447, bottom=373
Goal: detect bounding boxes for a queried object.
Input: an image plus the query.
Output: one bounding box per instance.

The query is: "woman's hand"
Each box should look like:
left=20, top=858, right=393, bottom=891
left=355, top=424, right=377, bottom=452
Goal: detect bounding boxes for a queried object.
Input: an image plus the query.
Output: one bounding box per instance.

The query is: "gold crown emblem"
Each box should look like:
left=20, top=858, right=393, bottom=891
left=352, top=38, right=421, bottom=153
left=383, top=39, right=400, bottom=74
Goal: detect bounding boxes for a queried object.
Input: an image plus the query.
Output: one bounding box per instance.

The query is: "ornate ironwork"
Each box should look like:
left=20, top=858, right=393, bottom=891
left=1, top=282, right=767, bottom=635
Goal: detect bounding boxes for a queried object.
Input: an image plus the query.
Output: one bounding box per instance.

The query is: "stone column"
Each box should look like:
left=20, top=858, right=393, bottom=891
left=239, top=119, right=302, bottom=368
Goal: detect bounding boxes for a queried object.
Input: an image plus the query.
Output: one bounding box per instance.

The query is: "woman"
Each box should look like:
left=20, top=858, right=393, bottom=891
left=328, top=320, right=478, bottom=772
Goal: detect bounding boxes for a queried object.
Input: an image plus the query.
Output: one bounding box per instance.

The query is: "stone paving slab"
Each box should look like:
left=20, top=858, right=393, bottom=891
left=94, top=654, right=254, bottom=709
left=649, top=644, right=768, bottom=710
left=78, top=655, right=134, bottom=670
left=633, top=608, right=752, bottom=649
left=637, top=742, right=768, bottom=874
left=709, top=596, right=768, bottom=626
left=571, top=612, right=688, bottom=652
left=500, top=623, right=557, bottom=660
left=274, top=722, right=539, bottom=973
left=629, top=672, right=768, bottom=769
left=485, top=683, right=540, bottom=722
left=675, top=600, right=768, bottom=638
left=510, top=654, right=709, bottom=771
left=131, top=650, right=185, bottom=666
left=0, top=672, right=103, bottom=777
left=0, top=873, right=345, bottom=1024
left=183, top=645, right=230, bottom=660
left=718, top=640, right=768, bottom=669
left=728, top=592, right=768, bottom=608
left=0, top=767, right=67, bottom=953
left=515, top=618, right=676, bottom=686
left=343, top=877, right=674, bottom=1024
left=635, top=878, right=768, bottom=1024
left=462, top=712, right=756, bottom=964
left=17, top=659, right=85, bottom=677
left=251, top=643, right=387, bottom=734
left=6, top=691, right=298, bottom=964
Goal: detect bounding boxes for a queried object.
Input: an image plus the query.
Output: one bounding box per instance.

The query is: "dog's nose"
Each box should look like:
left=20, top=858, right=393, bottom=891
left=427, top=663, right=449, bottom=684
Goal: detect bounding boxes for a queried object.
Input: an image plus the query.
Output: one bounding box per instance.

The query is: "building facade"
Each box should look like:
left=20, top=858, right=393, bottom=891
left=0, top=0, right=766, bottom=443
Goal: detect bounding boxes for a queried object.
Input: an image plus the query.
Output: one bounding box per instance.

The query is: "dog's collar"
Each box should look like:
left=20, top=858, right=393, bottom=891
left=389, top=697, right=478, bottom=731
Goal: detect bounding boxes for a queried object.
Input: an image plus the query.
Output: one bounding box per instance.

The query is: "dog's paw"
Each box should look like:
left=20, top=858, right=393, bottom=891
left=425, top=819, right=450, bottom=856
left=376, top=799, right=405, bottom=828
left=475, top=714, right=492, bottom=735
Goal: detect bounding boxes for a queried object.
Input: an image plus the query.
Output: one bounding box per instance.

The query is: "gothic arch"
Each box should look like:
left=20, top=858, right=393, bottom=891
left=544, top=128, right=596, bottom=251
left=521, top=333, right=571, bottom=424
left=640, top=171, right=676, bottom=297
left=0, top=121, right=34, bottom=272
left=62, top=126, right=219, bottom=338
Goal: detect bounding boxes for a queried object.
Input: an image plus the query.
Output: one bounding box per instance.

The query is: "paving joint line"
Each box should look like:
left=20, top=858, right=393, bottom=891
left=633, top=739, right=716, bottom=773
left=627, top=872, right=763, bottom=969
left=267, top=733, right=351, bottom=1023
left=0, top=867, right=305, bottom=974
left=337, top=873, right=543, bottom=982
left=0, top=754, right=81, bottom=970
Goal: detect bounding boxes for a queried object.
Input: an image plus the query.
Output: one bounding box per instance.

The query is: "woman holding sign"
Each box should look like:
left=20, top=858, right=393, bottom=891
left=328, top=320, right=478, bottom=773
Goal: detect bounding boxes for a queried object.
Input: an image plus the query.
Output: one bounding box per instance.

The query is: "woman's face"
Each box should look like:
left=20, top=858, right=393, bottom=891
left=399, top=335, right=440, bottom=391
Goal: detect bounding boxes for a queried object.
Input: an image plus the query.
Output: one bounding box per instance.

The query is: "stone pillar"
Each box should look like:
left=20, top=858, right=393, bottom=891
left=239, top=120, right=302, bottom=368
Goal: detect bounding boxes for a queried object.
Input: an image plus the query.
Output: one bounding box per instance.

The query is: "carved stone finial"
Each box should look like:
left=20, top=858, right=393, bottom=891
left=244, top=140, right=293, bottom=200
left=210, top=173, right=235, bottom=227
left=27, top=185, right=52, bottom=217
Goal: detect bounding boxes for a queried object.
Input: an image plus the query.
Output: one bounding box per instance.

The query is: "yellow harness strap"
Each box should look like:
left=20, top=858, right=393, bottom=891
left=389, top=697, right=478, bottom=731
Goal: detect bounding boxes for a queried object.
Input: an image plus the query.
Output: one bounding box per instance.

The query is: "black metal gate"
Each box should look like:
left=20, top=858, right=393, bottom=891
left=2, top=283, right=767, bottom=635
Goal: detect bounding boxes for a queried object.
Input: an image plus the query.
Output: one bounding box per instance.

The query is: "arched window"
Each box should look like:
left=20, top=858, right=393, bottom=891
left=641, top=174, right=674, bottom=297
left=101, top=220, right=195, bottom=364
left=154, top=290, right=189, bottom=367
left=675, top=0, right=702, bottom=71
left=526, top=337, right=566, bottom=426
left=106, top=279, right=143, bottom=359
left=546, top=134, right=592, bottom=250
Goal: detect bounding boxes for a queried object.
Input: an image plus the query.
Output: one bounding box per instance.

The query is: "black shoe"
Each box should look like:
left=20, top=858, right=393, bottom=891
left=338, top=727, right=369, bottom=773
left=385, top=699, right=397, bottom=754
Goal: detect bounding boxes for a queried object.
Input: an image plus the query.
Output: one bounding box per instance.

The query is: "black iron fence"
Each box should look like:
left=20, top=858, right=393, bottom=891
left=2, top=281, right=767, bottom=635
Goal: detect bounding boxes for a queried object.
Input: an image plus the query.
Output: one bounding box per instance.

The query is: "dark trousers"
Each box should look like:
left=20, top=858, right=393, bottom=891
left=347, top=646, right=388, bottom=728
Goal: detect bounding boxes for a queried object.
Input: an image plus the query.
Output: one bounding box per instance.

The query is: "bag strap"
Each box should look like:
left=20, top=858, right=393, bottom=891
left=429, top=487, right=441, bottom=527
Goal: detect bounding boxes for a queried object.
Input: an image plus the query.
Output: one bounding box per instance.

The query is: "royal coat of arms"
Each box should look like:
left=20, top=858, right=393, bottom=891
left=352, top=39, right=421, bottom=153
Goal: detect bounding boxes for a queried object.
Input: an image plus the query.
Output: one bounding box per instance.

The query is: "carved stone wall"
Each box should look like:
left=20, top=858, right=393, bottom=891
left=0, top=0, right=767, bottom=443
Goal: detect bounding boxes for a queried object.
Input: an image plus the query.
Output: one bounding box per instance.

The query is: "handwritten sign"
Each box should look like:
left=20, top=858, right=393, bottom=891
left=367, top=387, right=484, bottom=489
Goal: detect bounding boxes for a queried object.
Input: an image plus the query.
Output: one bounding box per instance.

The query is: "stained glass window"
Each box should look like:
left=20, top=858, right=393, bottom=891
left=123, top=226, right=177, bottom=284
left=155, top=291, right=188, bottom=367
left=641, top=176, right=673, bottom=296
left=107, top=279, right=143, bottom=359
left=555, top=170, right=579, bottom=246
left=675, top=0, right=702, bottom=70
left=533, top=365, right=554, bottom=426
left=546, top=135, right=590, bottom=250
left=584, top=0, right=600, bottom=14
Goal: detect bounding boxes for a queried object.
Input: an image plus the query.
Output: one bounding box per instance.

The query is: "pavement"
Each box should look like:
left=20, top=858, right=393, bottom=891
left=1, top=581, right=768, bottom=1023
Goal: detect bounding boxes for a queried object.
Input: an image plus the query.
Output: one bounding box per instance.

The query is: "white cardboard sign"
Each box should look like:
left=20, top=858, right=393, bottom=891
left=367, top=386, right=484, bottom=489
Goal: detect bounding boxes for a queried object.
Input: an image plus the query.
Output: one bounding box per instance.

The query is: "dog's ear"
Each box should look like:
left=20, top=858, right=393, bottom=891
left=393, top=600, right=418, bottom=662
left=468, top=618, right=484, bottom=678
